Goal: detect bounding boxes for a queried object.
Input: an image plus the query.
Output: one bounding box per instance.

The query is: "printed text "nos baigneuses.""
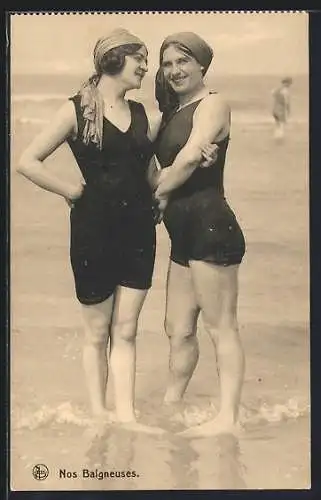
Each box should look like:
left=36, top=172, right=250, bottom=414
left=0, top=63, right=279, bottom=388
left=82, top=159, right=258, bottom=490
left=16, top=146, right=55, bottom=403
left=59, top=469, right=139, bottom=480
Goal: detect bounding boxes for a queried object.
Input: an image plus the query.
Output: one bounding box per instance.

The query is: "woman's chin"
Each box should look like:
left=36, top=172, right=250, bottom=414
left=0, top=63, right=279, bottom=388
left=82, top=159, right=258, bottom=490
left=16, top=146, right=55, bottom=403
left=170, top=82, right=192, bottom=95
left=130, top=81, right=143, bottom=91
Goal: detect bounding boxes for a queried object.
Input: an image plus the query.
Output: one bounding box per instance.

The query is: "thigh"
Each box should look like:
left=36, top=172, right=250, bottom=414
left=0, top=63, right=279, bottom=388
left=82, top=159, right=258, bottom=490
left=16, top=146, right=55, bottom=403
left=81, top=295, right=114, bottom=342
left=112, top=286, right=148, bottom=326
left=165, top=260, right=200, bottom=333
left=189, top=260, right=240, bottom=328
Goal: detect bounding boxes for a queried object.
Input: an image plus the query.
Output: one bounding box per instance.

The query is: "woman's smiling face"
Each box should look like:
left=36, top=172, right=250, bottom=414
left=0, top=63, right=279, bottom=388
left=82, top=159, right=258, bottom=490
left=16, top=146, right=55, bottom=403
left=161, top=44, right=204, bottom=96
left=120, top=46, right=148, bottom=90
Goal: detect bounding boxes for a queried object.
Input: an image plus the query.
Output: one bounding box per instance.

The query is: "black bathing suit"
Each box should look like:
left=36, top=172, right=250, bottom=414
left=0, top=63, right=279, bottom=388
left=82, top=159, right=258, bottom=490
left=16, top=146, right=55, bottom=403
left=67, top=95, right=156, bottom=305
left=154, top=97, right=246, bottom=267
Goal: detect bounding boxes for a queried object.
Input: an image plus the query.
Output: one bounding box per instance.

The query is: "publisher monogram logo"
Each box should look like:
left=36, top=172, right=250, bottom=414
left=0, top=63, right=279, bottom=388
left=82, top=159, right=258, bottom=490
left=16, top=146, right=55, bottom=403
left=32, top=464, right=49, bottom=481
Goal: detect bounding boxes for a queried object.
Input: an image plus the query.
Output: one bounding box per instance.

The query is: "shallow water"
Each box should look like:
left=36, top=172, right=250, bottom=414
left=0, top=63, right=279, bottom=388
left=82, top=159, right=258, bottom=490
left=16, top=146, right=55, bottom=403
left=10, top=78, right=310, bottom=490
left=11, top=400, right=310, bottom=490
left=10, top=274, right=310, bottom=491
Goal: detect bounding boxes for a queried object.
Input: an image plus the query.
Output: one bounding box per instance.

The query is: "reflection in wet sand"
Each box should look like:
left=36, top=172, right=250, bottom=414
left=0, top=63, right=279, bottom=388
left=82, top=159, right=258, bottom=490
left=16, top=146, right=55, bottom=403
left=83, top=422, right=246, bottom=489
left=84, top=425, right=174, bottom=490
left=166, top=435, right=199, bottom=489
left=190, top=433, right=247, bottom=489
left=84, top=426, right=137, bottom=490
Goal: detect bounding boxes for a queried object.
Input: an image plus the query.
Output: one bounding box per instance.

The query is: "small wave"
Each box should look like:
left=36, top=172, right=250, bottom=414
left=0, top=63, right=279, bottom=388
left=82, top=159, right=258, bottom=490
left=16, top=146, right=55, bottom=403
left=13, top=398, right=310, bottom=432
left=13, top=402, right=92, bottom=430
left=170, top=397, right=310, bottom=428
left=12, top=93, right=67, bottom=103
left=15, top=117, right=49, bottom=126
left=13, top=114, right=307, bottom=128
left=240, top=398, right=310, bottom=426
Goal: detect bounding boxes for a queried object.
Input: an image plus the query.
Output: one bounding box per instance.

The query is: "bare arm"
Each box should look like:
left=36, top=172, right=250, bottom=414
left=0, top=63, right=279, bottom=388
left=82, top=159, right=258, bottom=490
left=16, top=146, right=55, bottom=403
left=154, top=93, right=230, bottom=199
left=147, top=155, right=161, bottom=191
left=17, top=100, right=84, bottom=201
left=146, top=114, right=162, bottom=191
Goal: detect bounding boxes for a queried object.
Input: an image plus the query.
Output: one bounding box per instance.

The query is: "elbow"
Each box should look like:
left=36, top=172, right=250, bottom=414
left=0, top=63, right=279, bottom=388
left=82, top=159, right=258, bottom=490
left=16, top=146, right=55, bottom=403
left=16, top=162, right=25, bottom=176
left=16, top=153, right=27, bottom=175
left=16, top=152, right=33, bottom=177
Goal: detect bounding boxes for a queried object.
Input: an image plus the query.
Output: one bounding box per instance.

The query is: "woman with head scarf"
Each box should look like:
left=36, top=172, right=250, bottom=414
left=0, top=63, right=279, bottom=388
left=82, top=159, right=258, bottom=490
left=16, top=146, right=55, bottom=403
left=151, top=32, right=246, bottom=437
left=17, top=28, right=165, bottom=433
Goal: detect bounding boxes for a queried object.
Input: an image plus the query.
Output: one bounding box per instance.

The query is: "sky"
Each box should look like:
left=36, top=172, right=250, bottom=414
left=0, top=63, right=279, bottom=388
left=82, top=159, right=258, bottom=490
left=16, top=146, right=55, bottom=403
left=10, top=12, right=309, bottom=76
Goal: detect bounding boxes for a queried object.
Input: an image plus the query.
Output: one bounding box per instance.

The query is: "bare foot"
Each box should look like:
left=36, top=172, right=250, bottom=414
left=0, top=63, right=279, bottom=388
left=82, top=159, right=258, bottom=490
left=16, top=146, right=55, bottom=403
left=164, top=395, right=183, bottom=406
left=178, top=415, right=242, bottom=438
left=119, top=421, right=166, bottom=435
left=162, top=401, right=187, bottom=426
left=163, top=398, right=185, bottom=408
left=92, top=409, right=116, bottom=424
left=84, top=411, right=116, bottom=440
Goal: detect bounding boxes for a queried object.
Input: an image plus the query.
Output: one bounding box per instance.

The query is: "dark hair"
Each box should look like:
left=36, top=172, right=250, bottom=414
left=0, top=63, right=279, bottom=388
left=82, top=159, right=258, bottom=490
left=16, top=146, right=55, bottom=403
left=281, top=76, right=293, bottom=85
left=97, top=43, right=145, bottom=76
left=161, top=42, right=206, bottom=75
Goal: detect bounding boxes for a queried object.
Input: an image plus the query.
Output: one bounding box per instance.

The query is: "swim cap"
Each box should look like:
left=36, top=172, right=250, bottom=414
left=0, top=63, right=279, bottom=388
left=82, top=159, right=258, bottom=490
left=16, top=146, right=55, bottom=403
left=160, top=32, right=213, bottom=74
left=156, top=32, right=213, bottom=117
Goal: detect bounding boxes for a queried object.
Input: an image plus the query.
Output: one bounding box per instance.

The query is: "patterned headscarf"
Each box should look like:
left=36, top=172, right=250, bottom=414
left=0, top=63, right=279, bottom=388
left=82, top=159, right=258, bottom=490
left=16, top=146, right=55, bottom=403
left=78, top=28, right=146, bottom=149
left=155, top=32, right=213, bottom=117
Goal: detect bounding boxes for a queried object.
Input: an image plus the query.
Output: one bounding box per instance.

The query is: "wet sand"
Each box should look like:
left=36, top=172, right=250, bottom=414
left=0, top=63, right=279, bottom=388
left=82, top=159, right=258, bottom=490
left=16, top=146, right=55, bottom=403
left=10, top=118, right=310, bottom=490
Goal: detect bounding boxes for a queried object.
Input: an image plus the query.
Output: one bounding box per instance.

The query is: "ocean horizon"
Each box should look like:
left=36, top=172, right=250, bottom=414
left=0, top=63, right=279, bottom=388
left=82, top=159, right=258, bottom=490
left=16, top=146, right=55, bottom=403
left=11, top=72, right=309, bottom=128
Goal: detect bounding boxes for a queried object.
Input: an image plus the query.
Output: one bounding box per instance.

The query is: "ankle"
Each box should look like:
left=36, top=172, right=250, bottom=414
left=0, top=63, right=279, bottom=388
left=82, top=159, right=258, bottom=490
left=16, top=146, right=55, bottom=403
left=92, top=406, right=108, bottom=417
left=164, top=391, right=184, bottom=405
left=217, top=409, right=238, bottom=424
left=116, top=410, right=136, bottom=423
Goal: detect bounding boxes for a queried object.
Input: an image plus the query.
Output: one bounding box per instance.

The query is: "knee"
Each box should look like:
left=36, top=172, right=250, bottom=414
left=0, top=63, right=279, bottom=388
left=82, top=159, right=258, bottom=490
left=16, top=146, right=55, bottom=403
left=203, top=319, right=240, bottom=347
left=164, top=317, right=196, bottom=344
left=84, top=316, right=110, bottom=347
left=111, top=318, right=138, bottom=343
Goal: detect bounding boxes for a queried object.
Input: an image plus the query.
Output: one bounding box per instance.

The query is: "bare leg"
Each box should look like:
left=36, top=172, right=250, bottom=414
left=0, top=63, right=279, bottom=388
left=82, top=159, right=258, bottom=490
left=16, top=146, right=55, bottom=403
left=180, top=262, right=245, bottom=437
left=81, top=297, right=114, bottom=419
left=164, top=260, right=200, bottom=404
left=110, top=286, right=165, bottom=434
left=274, top=120, right=285, bottom=140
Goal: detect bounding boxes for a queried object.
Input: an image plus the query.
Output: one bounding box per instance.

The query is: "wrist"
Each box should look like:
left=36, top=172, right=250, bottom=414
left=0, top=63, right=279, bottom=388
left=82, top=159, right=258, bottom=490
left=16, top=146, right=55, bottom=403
left=155, top=188, right=168, bottom=200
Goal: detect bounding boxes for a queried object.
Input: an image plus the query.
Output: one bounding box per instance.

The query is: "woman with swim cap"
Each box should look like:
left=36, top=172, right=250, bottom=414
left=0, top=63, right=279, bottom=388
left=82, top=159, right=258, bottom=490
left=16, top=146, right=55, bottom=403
left=17, top=28, right=163, bottom=433
left=152, top=32, right=246, bottom=437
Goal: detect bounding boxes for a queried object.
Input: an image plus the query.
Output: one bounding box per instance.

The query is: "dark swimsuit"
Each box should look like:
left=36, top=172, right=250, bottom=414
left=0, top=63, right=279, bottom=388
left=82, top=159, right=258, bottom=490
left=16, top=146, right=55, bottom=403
left=67, top=95, right=156, bottom=305
left=272, top=88, right=287, bottom=122
left=154, top=98, right=246, bottom=267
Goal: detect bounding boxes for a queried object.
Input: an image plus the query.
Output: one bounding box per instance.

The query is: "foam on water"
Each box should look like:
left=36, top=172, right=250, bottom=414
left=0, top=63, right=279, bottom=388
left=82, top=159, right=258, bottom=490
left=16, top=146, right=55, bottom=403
left=241, top=398, right=310, bottom=425
left=13, top=397, right=309, bottom=432
left=169, top=397, right=309, bottom=428
left=13, top=402, right=92, bottom=430
left=16, top=117, right=49, bottom=125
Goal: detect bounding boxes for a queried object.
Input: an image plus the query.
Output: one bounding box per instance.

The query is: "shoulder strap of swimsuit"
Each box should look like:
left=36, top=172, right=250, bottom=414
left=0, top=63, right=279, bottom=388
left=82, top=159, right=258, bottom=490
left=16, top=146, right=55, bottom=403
left=128, top=100, right=149, bottom=134
left=69, top=94, right=86, bottom=140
